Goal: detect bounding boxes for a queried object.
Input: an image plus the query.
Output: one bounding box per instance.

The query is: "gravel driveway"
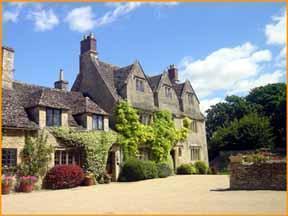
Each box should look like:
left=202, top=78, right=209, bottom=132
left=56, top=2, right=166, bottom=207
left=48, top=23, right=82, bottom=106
left=2, top=175, right=286, bottom=214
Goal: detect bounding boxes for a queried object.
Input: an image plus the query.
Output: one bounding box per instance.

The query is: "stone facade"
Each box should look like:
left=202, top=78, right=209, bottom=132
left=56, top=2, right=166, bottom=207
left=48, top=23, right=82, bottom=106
left=2, top=47, right=14, bottom=90
left=229, top=161, right=286, bottom=190
left=72, top=33, right=209, bottom=167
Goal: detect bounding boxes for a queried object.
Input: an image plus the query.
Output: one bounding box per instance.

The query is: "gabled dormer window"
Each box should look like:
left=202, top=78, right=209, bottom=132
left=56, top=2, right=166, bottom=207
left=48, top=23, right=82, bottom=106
left=92, top=115, right=104, bottom=130
left=136, top=78, right=144, bottom=92
left=46, top=108, right=61, bottom=127
left=165, top=86, right=172, bottom=99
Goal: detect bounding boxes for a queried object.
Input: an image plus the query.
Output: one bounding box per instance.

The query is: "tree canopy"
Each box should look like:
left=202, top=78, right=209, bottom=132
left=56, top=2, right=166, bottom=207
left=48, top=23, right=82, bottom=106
left=206, top=83, right=286, bottom=160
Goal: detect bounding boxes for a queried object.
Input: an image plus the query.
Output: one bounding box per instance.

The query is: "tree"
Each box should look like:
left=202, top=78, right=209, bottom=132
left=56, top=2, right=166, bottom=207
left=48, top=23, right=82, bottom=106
left=19, top=131, right=53, bottom=178
left=206, top=95, right=258, bottom=142
left=210, top=113, right=275, bottom=152
left=246, top=83, right=286, bottom=149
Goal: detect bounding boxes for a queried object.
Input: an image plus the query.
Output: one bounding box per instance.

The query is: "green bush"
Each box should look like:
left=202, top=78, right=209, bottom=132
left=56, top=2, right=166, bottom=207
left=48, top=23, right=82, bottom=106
left=157, top=163, right=172, bottom=178
left=194, top=161, right=208, bottom=174
left=176, top=164, right=195, bottom=175
left=119, top=159, right=158, bottom=182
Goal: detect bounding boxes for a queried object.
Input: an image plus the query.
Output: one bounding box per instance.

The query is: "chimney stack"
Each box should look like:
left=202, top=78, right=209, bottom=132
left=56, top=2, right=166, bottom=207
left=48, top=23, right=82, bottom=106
left=80, top=32, right=98, bottom=57
left=54, top=69, right=68, bottom=91
left=168, top=64, right=178, bottom=83
left=2, top=47, right=14, bottom=89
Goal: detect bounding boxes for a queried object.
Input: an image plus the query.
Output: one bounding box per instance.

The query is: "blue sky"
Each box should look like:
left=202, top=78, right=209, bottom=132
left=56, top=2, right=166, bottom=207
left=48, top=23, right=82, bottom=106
left=3, top=2, right=287, bottom=112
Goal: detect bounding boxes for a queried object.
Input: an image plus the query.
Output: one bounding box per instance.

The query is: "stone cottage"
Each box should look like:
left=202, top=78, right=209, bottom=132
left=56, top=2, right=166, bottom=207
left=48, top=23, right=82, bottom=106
left=72, top=33, right=209, bottom=169
left=1, top=34, right=208, bottom=181
left=1, top=46, right=121, bottom=180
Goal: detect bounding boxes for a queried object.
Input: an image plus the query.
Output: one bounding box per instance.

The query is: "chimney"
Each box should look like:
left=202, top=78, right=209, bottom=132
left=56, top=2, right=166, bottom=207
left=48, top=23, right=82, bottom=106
left=54, top=69, right=68, bottom=91
left=80, top=32, right=98, bottom=57
left=168, top=64, right=178, bottom=83
left=2, top=47, right=14, bottom=89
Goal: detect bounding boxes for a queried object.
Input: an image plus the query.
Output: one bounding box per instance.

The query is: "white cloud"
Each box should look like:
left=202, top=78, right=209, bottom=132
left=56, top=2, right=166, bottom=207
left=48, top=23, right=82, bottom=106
left=179, top=42, right=272, bottom=98
left=3, top=2, right=27, bottom=23
left=65, top=6, right=95, bottom=33
left=28, top=9, right=59, bottom=31
left=265, top=9, right=286, bottom=46
left=65, top=3, right=178, bottom=32
left=229, top=70, right=284, bottom=95
left=200, top=97, right=223, bottom=114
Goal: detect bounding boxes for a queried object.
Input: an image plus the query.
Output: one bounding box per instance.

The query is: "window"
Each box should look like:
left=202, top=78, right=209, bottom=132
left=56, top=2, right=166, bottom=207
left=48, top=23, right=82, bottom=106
left=178, top=147, right=182, bottom=157
left=191, top=120, right=198, bottom=133
left=165, top=86, right=172, bottom=99
left=92, top=115, right=104, bottom=130
left=188, top=93, right=194, bottom=105
left=54, top=150, right=80, bottom=165
left=136, top=79, right=144, bottom=92
left=190, top=147, right=200, bottom=161
left=2, top=148, right=17, bottom=167
left=46, top=108, right=61, bottom=127
left=139, top=114, right=151, bottom=125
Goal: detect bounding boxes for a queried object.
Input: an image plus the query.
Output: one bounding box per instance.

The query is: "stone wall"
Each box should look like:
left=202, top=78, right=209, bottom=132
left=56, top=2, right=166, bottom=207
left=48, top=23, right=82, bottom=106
left=2, top=47, right=14, bottom=89
left=230, top=161, right=286, bottom=190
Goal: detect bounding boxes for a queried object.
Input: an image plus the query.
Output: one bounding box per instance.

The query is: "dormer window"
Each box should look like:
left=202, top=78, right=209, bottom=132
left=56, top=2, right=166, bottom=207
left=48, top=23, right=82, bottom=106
left=165, top=86, right=172, bottom=99
left=46, top=108, right=61, bottom=127
left=136, top=78, right=144, bottom=92
left=188, top=93, right=194, bottom=105
left=92, top=115, right=104, bottom=130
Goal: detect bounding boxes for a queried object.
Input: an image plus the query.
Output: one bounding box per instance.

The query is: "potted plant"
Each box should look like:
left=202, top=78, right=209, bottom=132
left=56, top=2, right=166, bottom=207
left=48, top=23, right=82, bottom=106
left=19, top=176, right=37, bottom=193
left=83, top=172, right=95, bottom=186
left=2, top=175, right=14, bottom=195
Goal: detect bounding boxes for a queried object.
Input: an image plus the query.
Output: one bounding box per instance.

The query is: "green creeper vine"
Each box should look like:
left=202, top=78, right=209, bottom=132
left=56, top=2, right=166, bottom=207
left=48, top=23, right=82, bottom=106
left=50, top=127, right=117, bottom=179
left=114, top=101, right=188, bottom=163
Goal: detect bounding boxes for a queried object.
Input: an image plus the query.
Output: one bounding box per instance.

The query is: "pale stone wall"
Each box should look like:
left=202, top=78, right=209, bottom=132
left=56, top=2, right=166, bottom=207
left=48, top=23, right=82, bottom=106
left=173, top=117, right=209, bottom=167
left=126, top=65, right=155, bottom=111
left=61, top=111, right=69, bottom=127
left=104, top=116, right=109, bottom=131
left=1, top=129, right=60, bottom=168
left=157, top=74, right=180, bottom=114
left=2, top=47, right=14, bottom=89
left=38, top=107, right=46, bottom=129
left=86, top=114, right=93, bottom=130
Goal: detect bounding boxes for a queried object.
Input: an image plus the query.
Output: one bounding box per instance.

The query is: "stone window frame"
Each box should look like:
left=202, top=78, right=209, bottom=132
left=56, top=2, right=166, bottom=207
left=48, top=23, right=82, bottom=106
left=2, top=148, right=17, bottom=168
left=164, top=85, right=173, bottom=99
left=187, top=93, right=194, bottom=105
left=135, top=78, right=145, bottom=92
left=54, top=149, right=81, bottom=165
left=92, top=114, right=104, bottom=130
left=190, top=145, right=201, bottom=161
left=178, top=147, right=182, bottom=157
left=46, top=107, right=62, bottom=127
left=191, top=120, right=198, bottom=133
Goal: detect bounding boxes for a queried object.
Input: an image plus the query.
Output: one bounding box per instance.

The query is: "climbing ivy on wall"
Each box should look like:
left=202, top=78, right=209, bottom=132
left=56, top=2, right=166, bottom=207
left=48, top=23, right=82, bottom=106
left=114, top=101, right=188, bottom=163
left=50, top=127, right=117, bottom=179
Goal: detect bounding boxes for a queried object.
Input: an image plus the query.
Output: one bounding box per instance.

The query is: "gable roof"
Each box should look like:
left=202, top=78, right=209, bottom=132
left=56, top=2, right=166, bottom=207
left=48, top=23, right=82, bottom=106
left=2, top=81, right=107, bottom=129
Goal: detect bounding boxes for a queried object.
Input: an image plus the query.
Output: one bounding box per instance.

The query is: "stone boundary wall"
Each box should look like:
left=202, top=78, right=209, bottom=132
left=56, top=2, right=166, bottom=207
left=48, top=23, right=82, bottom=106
left=229, top=161, right=286, bottom=190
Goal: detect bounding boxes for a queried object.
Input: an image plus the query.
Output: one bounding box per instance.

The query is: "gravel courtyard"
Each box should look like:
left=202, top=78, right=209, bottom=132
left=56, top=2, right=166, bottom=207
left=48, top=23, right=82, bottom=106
left=2, top=175, right=286, bottom=214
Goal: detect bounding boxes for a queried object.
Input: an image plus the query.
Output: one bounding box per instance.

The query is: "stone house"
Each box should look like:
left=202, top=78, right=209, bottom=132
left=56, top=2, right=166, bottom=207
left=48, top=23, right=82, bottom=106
left=1, top=46, right=121, bottom=180
left=1, top=34, right=208, bottom=181
left=72, top=33, right=209, bottom=169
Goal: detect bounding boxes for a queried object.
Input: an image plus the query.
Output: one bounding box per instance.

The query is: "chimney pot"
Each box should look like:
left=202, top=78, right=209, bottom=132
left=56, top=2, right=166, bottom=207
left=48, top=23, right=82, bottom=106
left=168, top=64, right=178, bottom=83
left=54, top=69, right=68, bottom=91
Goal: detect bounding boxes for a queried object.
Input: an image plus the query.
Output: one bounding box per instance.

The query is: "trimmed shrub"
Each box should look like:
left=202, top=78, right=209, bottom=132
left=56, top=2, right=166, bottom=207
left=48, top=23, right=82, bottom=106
left=194, top=161, right=208, bottom=174
left=177, top=164, right=194, bottom=175
left=157, top=163, right=172, bottom=178
left=44, top=165, right=84, bottom=189
left=119, top=159, right=158, bottom=182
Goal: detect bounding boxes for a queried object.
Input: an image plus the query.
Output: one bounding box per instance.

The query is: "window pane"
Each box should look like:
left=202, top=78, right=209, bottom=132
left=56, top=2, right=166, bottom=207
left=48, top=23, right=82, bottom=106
left=53, top=109, right=61, bottom=126
left=68, top=152, right=73, bottom=164
left=2, top=148, right=17, bottom=167
left=98, top=116, right=103, bottom=129
left=55, top=151, right=60, bottom=165
left=61, top=151, right=67, bottom=165
left=46, top=108, right=53, bottom=126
